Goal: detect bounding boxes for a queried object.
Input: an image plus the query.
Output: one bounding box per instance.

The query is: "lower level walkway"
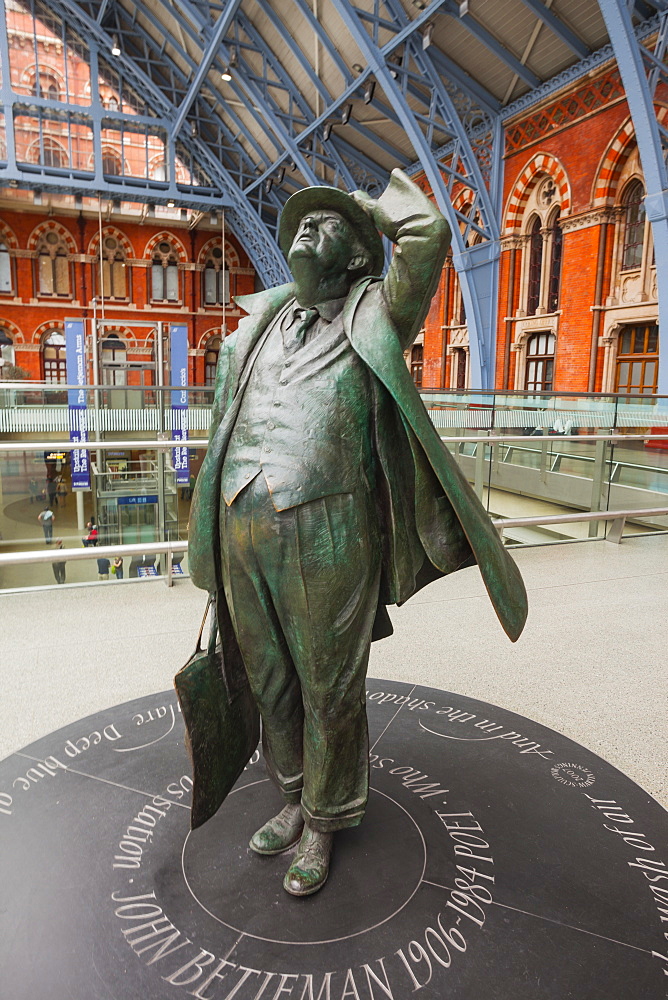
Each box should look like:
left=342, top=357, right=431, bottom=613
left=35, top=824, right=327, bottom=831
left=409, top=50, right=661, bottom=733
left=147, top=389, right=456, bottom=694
left=2, top=534, right=666, bottom=806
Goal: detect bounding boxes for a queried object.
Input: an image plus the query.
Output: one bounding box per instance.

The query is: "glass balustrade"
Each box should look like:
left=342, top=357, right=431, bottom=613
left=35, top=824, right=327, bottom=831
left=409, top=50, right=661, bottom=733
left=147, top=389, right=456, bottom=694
left=1, top=384, right=667, bottom=590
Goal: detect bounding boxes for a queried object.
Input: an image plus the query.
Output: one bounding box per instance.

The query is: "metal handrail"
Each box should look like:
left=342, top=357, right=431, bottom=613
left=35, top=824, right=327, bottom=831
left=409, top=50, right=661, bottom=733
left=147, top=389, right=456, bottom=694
left=492, top=506, right=668, bottom=545
left=0, top=540, right=189, bottom=588
left=1, top=432, right=668, bottom=453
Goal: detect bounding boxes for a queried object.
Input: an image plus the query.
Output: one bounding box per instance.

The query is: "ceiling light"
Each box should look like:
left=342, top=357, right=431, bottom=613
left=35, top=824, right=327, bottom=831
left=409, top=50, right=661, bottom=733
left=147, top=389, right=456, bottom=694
left=364, top=80, right=376, bottom=104
left=111, top=35, right=121, bottom=56
left=341, top=104, right=353, bottom=125
left=190, top=123, right=198, bottom=137
left=459, top=0, right=469, bottom=14
left=413, top=0, right=426, bottom=8
left=323, top=122, right=334, bottom=141
left=276, top=166, right=285, bottom=184
left=229, top=49, right=238, bottom=68
left=264, top=178, right=273, bottom=195
left=422, top=23, right=433, bottom=49
left=210, top=212, right=218, bottom=225
left=388, top=65, right=399, bottom=79
left=352, top=63, right=364, bottom=74
left=221, top=68, right=232, bottom=81
left=167, top=199, right=175, bottom=208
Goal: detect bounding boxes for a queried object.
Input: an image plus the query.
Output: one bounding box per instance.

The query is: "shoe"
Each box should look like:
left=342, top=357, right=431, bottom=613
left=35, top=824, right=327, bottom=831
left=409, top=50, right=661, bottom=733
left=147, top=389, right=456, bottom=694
left=283, top=827, right=333, bottom=897
left=249, top=804, right=304, bottom=856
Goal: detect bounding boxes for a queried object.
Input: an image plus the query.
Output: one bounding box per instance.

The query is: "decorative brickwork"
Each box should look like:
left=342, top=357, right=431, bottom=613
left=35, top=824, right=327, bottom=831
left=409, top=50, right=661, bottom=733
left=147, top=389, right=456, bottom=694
left=505, top=70, right=625, bottom=154
left=87, top=226, right=136, bottom=259
left=593, top=106, right=668, bottom=204
left=142, top=231, right=188, bottom=262
left=26, top=220, right=77, bottom=254
left=505, top=153, right=571, bottom=232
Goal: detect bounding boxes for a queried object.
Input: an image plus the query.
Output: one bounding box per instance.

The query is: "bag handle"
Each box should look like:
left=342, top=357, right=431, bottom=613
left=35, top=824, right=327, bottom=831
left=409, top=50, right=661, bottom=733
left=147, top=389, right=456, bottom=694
left=195, top=594, right=216, bottom=654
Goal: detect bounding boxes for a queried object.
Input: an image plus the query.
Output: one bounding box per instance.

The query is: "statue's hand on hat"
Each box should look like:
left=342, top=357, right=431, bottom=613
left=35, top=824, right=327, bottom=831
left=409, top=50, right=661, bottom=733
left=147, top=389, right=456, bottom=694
left=350, top=187, right=400, bottom=244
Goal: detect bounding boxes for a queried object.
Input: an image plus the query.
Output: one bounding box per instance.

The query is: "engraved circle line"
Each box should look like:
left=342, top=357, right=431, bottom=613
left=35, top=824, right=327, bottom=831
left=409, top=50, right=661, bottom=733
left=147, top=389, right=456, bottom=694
left=180, top=786, right=428, bottom=947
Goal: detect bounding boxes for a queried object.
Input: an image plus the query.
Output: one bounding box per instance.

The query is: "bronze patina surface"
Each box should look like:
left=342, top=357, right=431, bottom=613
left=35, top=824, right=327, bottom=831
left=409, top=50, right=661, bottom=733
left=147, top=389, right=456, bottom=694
left=183, top=169, right=528, bottom=896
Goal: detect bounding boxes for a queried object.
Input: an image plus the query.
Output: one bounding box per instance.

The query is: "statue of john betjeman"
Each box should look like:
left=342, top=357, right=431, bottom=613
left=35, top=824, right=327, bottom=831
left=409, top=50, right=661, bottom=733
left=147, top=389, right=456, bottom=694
left=186, top=168, right=528, bottom=897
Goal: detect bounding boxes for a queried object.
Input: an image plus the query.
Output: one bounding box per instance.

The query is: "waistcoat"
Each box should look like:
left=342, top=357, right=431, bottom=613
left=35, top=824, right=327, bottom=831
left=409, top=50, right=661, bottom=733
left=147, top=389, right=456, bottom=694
left=221, top=300, right=375, bottom=511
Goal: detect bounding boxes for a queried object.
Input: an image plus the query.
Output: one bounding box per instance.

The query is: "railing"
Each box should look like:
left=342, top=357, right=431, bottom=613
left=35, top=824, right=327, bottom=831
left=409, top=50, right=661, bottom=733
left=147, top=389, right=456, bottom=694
left=2, top=420, right=668, bottom=591
left=2, top=506, right=666, bottom=594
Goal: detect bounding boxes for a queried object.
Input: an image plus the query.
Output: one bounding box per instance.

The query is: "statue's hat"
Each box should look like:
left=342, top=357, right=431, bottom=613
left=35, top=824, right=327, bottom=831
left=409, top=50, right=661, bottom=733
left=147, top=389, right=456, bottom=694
left=278, top=185, right=385, bottom=277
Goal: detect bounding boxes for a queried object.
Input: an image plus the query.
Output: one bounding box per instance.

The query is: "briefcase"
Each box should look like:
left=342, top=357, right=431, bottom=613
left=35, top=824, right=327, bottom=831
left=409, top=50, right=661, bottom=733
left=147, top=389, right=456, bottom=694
left=174, top=596, right=260, bottom=829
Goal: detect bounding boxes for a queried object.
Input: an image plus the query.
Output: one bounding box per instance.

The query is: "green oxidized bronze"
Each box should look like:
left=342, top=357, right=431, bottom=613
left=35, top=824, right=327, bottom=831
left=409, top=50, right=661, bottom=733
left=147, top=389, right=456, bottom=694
left=178, top=168, right=528, bottom=897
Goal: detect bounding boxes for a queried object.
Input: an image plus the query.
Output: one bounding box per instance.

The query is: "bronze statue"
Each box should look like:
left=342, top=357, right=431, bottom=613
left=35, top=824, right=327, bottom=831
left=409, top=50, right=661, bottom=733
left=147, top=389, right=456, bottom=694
left=185, top=169, right=527, bottom=897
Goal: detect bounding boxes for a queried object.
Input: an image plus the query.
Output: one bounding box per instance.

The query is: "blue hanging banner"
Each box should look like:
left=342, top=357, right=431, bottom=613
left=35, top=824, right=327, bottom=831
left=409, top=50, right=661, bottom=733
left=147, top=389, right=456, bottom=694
left=65, top=318, right=90, bottom=490
left=170, top=323, right=189, bottom=486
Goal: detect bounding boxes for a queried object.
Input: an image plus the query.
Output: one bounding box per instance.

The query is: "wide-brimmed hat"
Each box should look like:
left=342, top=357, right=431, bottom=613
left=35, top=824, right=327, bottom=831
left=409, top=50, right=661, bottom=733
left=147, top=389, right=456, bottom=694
left=278, top=185, right=385, bottom=276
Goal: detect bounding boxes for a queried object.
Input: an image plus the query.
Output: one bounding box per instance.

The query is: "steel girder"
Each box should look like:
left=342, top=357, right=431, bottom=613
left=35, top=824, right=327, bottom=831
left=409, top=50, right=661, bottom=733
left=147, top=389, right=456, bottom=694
left=599, top=0, right=668, bottom=392
left=4, top=0, right=291, bottom=285
left=330, top=0, right=502, bottom=389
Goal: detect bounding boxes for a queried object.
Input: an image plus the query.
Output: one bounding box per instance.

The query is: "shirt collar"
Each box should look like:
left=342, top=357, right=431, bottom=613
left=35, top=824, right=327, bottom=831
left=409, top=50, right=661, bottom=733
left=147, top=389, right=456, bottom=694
left=312, top=295, right=347, bottom=322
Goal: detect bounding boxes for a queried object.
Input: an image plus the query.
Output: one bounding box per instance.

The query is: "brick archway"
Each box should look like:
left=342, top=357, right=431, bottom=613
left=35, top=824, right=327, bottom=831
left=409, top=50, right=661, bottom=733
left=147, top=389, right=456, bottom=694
left=504, top=154, right=571, bottom=233
left=88, top=226, right=135, bottom=258
left=593, top=107, right=668, bottom=205
left=198, top=237, right=240, bottom=268
left=0, top=318, right=24, bottom=344
left=0, top=220, right=19, bottom=250
left=143, top=231, right=188, bottom=262
left=27, top=221, right=77, bottom=254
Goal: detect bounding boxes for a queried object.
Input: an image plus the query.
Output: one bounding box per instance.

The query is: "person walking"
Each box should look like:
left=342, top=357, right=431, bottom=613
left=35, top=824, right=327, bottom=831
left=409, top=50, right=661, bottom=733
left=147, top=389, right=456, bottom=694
left=37, top=507, right=55, bottom=544
left=112, top=556, right=124, bottom=580
left=52, top=539, right=66, bottom=585
left=56, top=481, right=67, bottom=508
left=46, top=478, right=58, bottom=508
left=96, top=556, right=110, bottom=580
left=29, top=478, right=39, bottom=504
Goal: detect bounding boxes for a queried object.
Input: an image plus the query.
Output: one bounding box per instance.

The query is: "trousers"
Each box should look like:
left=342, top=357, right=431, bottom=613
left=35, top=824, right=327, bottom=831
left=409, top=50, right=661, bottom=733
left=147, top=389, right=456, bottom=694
left=220, top=474, right=381, bottom=832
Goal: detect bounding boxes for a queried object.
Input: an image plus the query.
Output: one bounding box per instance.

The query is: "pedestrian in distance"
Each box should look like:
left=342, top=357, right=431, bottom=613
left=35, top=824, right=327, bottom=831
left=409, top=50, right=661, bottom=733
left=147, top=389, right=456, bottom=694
left=97, top=556, right=110, bottom=580
left=52, top=539, right=66, bottom=585
left=83, top=519, right=98, bottom=547
left=29, top=478, right=39, bottom=504
left=112, top=556, right=124, bottom=580
left=56, top=481, right=67, bottom=508
left=37, top=506, right=55, bottom=544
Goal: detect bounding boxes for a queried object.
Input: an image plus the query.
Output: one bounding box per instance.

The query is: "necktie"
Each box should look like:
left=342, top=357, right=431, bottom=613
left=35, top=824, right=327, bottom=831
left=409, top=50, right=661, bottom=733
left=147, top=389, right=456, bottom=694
left=283, top=307, right=318, bottom=353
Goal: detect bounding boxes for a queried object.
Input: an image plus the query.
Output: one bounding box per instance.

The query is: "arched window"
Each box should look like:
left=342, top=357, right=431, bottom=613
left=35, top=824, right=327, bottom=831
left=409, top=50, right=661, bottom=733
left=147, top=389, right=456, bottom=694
left=202, top=245, right=230, bottom=306
left=547, top=209, right=563, bottom=313
left=621, top=180, right=645, bottom=271
left=42, top=331, right=67, bottom=383
left=0, top=241, right=12, bottom=293
left=33, top=137, right=67, bottom=168
left=32, top=71, right=61, bottom=102
left=102, top=150, right=122, bottom=176
left=410, top=343, right=423, bottom=387
left=96, top=235, right=128, bottom=299
left=615, top=324, right=659, bottom=395
left=101, top=332, right=127, bottom=386
left=524, top=332, right=555, bottom=392
left=204, top=336, right=221, bottom=386
left=452, top=348, right=467, bottom=390
left=36, top=230, right=70, bottom=296
left=526, top=216, right=543, bottom=316
left=0, top=329, right=14, bottom=369
left=151, top=241, right=180, bottom=302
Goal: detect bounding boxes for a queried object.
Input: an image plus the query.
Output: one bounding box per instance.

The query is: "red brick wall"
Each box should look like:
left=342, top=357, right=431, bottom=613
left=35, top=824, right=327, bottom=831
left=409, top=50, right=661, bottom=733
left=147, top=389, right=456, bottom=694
left=0, top=203, right=254, bottom=384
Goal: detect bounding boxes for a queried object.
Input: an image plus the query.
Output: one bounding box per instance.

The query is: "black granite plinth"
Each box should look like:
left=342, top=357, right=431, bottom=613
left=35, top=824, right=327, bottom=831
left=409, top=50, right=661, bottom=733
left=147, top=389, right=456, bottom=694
left=1, top=679, right=667, bottom=999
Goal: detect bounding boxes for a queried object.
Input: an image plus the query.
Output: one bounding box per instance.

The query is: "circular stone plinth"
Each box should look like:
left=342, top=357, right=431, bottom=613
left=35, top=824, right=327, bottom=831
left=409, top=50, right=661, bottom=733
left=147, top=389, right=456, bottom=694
left=1, top=680, right=666, bottom=999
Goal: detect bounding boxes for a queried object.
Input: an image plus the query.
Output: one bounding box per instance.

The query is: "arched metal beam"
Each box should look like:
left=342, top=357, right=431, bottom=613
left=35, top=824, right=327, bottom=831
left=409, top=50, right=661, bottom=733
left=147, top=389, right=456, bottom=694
left=599, top=0, right=668, bottom=392
left=37, top=0, right=290, bottom=285
left=330, top=0, right=502, bottom=389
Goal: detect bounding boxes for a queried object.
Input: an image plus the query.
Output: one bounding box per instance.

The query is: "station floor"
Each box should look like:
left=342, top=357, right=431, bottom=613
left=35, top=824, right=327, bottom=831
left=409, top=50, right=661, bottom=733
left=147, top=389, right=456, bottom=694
left=2, top=532, right=666, bottom=808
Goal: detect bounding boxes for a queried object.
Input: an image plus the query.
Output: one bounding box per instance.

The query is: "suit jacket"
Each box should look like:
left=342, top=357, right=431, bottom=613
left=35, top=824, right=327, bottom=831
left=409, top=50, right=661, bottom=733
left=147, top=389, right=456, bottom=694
left=189, top=172, right=528, bottom=645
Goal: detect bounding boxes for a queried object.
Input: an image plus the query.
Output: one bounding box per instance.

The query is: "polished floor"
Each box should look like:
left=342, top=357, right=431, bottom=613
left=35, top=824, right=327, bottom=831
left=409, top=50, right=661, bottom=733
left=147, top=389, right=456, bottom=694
left=2, top=533, right=667, bottom=807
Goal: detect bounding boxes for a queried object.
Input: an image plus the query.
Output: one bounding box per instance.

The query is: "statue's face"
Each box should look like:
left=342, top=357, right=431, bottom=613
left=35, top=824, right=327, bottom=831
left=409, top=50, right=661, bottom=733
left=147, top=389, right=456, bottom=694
left=288, top=210, right=356, bottom=275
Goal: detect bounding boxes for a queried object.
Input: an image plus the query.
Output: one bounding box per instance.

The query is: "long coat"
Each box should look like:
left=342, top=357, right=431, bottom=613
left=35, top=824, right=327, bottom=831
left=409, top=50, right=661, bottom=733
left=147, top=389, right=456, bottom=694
left=189, top=279, right=528, bottom=646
